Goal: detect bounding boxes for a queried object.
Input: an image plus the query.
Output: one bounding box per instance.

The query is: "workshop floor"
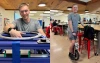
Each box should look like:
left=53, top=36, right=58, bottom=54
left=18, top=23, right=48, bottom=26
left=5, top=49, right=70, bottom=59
left=50, top=31, right=100, bottom=63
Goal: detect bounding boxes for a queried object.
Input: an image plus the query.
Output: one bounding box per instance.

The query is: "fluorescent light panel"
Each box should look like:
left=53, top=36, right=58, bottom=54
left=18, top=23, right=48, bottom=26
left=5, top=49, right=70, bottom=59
left=80, top=14, right=84, bottom=15
left=50, top=10, right=59, bottom=12
left=80, top=0, right=91, bottom=2
left=30, top=11, right=37, bottom=13
left=85, top=13, right=90, bottom=14
left=54, top=13, right=63, bottom=16
left=44, top=11, right=50, bottom=13
left=38, top=3, right=46, bottom=7
left=85, top=10, right=89, bottom=13
left=67, top=7, right=72, bottom=10
left=40, top=14, right=50, bottom=16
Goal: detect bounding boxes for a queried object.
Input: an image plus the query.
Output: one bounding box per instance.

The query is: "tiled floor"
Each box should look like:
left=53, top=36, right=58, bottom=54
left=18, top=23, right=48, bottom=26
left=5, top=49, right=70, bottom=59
left=50, top=31, right=100, bottom=63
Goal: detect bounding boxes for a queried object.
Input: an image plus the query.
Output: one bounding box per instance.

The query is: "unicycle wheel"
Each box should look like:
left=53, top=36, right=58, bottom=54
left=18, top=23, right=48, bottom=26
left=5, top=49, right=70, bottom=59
left=74, top=50, right=80, bottom=60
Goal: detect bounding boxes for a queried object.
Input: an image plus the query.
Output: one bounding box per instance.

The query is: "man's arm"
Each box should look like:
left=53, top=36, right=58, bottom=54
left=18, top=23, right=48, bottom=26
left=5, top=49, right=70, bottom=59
left=38, top=28, right=46, bottom=36
left=68, top=13, right=74, bottom=32
left=3, top=23, right=22, bottom=37
left=3, top=24, right=15, bottom=33
left=68, top=20, right=74, bottom=32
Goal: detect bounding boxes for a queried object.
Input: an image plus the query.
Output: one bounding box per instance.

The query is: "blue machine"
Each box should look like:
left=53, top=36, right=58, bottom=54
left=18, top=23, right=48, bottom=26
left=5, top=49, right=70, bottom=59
left=0, top=33, right=50, bottom=63
left=38, top=20, right=43, bottom=26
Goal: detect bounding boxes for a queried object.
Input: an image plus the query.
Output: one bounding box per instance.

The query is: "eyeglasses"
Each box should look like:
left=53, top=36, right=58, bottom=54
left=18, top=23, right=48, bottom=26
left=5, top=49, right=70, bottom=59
left=20, top=10, right=28, bottom=13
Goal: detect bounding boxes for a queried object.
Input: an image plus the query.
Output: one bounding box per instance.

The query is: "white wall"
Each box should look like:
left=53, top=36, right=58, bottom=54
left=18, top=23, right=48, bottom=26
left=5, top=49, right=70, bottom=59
left=30, top=16, right=43, bottom=20
left=0, top=7, right=14, bottom=22
left=0, top=6, right=14, bottom=31
left=43, top=16, right=50, bottom=26
left=51, top=13, right=100, bottom=23
left=4, top=10, right=14, bottom=22
left=0, top=6, right=5, bottom=31
left=80, top=14, right=100, bottom=22
left=52, top=15, right=68, bottom=23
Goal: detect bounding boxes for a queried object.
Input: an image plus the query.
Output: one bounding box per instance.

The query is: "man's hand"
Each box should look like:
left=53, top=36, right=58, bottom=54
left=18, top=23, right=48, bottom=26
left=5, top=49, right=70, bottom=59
left=72, top=32, right=76, bottom=36
left=9, top=29, right=22, bottom=38
left=41, top=35, right=47, bottom=38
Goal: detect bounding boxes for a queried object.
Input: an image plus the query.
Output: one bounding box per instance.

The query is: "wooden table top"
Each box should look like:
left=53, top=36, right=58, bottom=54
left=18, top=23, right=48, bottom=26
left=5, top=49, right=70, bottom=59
left=78, top=24, right=100, bottom=31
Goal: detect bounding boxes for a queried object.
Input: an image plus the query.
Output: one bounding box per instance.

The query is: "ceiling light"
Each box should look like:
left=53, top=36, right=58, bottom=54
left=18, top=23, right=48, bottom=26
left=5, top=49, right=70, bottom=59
left=67, top=7, right=72, bottom=10
left=80, top=0, right=91, bottom=2
left=44, top=11, right=50, bottom=13
left=80, top=14, right=84, bottom=15
left=30, top=11, right=37, bottom=13
left=38, top=3, right=46, bottom=7
left=50, top=10, right=59, bottom=12
left=85, top=13, right=90, bottom=14
left=54, top=13, right=63, bottom=16
left=40, top=14, right=50, bottom=16
left=85, top=10, right=89, bottom=13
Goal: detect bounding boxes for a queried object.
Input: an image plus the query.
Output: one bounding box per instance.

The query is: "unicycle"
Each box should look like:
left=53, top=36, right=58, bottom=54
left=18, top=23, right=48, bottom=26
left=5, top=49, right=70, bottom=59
left=72, top=35, right=80, bottom=60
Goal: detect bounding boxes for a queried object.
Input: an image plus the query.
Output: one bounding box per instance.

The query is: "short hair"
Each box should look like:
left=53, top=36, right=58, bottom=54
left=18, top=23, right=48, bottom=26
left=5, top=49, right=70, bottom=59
left=18, top=3, right=29, bottom=10
left=72, top=4, right=78, bottom=7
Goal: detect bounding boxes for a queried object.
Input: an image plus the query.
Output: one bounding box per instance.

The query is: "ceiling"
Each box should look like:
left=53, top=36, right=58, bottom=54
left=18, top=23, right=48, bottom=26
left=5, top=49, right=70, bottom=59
left=0, top=0, right=100, bottom=14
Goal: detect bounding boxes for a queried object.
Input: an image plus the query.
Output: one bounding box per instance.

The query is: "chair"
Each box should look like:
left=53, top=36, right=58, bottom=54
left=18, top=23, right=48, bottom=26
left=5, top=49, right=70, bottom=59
left=78, top=26, right=96, bottom=59
left=45, top=26, right=50, bottom=38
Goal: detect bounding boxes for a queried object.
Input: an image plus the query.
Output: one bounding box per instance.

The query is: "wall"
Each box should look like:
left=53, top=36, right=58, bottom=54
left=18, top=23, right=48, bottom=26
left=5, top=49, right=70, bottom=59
left=52, top=13, right=100, bottom=23
left=43, top=16, right=50, bottom=26
left=0, top=6, right=5, bottom=31
left=53, top=16, right=68, bottom=22
left=51, top=14, right=68, bottom=23
left=5, top=10, right=14, bottom=22
left=80, top=14, right=100, bottom=22
left=0, top=6, right=14, bottom=31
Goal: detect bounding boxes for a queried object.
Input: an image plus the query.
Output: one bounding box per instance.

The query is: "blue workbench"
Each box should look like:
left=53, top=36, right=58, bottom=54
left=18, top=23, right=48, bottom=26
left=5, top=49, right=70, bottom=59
left=0, top=33, right=50, bottom=63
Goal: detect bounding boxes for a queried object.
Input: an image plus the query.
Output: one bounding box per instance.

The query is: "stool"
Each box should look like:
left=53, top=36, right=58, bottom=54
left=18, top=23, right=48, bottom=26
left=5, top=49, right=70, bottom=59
left=77, top=32, right=83, bottom=51
left=46, top=26, right=50, bottom=38
left=81, top=38, right=95, bottom=59
left=56, top=27, right=63, bottom=35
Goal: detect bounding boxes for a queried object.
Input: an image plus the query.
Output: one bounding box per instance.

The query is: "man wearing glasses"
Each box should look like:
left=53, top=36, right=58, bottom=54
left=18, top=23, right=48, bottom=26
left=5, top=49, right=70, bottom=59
left=4, top=3, right=46, bottom=37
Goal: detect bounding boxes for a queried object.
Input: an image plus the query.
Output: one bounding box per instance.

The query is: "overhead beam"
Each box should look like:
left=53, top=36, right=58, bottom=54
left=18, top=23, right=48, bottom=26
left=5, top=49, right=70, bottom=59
left=60, top=0, right=87, bottom=5
left=5, top=9, right=50, bottom=11
left=87, top=0, right=100, bottom=12
left=88, top=0, right=100, bottom=4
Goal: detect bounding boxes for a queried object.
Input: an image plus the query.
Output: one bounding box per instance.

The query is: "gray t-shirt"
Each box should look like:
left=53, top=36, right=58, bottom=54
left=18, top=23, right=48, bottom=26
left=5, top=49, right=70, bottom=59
left=12, top=18, right=41, bottom=32
left=68, top=12, right=81, bottom=32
